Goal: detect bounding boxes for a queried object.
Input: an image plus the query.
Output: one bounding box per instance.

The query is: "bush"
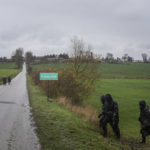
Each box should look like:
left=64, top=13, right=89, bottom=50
left=31, top=37, right=101, bottom=105
left=31, top=62, right=100, bottom=105
left=31, top=69, right=61, bottom=98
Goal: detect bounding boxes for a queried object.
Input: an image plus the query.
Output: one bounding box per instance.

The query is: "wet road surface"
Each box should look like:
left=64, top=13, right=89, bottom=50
left=0, top=64, right=41, bottom=150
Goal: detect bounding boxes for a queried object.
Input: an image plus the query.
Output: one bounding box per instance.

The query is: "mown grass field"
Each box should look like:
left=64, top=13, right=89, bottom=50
left=32, top=62, right=150, bottom=79
left=100, top=63, right=150, bottom=79
left=0, top=62, right=17, bottom=69
left=0, top=62, right=20, bottom=84
left=27, top=75, right=132, bottom=150
left=30, top=62, right=150, bottom=149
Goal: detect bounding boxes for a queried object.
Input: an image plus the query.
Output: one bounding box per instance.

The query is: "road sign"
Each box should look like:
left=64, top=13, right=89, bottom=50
left=40, top=73, right=58, bottom=80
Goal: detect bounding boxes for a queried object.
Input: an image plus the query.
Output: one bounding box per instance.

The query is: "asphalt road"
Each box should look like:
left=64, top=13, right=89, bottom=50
left=0, top=64, right=40, bottom=150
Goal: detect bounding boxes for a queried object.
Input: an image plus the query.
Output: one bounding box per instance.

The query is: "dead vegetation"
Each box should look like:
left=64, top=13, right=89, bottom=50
left=56, top=97, right=99, bottom=125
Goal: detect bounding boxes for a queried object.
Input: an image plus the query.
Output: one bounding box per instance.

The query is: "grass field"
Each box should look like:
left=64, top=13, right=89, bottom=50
left=0, top=62, right=17, bottom=69
left=0, top=62, right=20, bottom=84
left=100, top=63, right=150, bottom=78
left=27, top=75, right=132, bottom=150
left=85, top=79, right=150, bottom=139
left=32, top=62, right=150, bottom=79
left=30, top=62, right=150, bottom=149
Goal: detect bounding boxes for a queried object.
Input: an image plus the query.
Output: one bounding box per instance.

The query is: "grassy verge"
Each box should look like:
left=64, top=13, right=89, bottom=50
left=27, top=75, right=132, bottom=150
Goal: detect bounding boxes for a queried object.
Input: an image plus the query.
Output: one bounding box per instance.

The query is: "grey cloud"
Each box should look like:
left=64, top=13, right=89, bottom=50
left=0, top=0, right=150, bottom=59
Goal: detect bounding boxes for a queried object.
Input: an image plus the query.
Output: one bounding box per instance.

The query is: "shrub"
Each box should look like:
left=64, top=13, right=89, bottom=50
left=31, top=62, right=100, bottom=105
left=31, top=37, right=101, bottom=105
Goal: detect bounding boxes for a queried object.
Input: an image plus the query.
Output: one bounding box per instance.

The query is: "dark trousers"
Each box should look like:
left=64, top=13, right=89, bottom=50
left=101, top=116, right=120, bottom=138
left=141, top=126, right=150, bottom=143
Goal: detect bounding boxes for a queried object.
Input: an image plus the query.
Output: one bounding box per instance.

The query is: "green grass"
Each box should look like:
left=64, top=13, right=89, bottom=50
left=32, top=62, right=150, bottom=79
left=32, top=63, right=66, bottom=72
left=0, top=62, right=20, bottom=84
left=27, top=75, right=132, bottom=150
left=0, top=62, right=17, bottom=69
left=31, top=63, right=150, bottom=139
left=30, top=62, right=150, bottom=149
left=100, top=63, right=150, bottom=79
left=85, top=79, right=150, bottom=140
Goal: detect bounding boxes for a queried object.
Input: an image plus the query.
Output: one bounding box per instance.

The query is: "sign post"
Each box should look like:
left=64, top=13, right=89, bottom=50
left=40, top=73, right=58, bottom=101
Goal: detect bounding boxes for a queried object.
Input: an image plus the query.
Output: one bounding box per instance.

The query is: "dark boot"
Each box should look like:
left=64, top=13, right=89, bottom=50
left=102, top=123, right=107, bottom=137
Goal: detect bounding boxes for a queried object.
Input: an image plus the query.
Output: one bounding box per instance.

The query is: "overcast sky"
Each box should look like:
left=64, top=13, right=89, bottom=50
left=0, top=0, right=150, bottom=59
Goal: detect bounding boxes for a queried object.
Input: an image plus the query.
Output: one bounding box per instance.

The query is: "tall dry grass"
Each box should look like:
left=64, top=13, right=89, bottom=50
left=57, top=97, right=99, bottom=126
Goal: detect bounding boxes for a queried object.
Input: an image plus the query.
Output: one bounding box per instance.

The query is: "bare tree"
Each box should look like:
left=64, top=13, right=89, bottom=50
left=127, top=56, right=133, bottom=62
left=122, top=53, right=128, bottom=62
left=31, top=37, right=100, bottom=105
left=25, top=51, right=34, bottom=65
left=141, top=53, right=148, bottom=63
left=105, top=53, right=114, bottom=63
left=71, top=37, right=94, bottom=76
left=13, top=48, right=24, bottom=69
left=116, top=57, right=122, bottom=63
left=64, top=37, right=100, bottom=104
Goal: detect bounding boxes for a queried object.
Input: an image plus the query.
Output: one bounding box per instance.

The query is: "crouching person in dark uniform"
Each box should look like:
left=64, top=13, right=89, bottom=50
left=139, top=100, right=150, bottom=143
left=98, top=94, right=120, bottom=139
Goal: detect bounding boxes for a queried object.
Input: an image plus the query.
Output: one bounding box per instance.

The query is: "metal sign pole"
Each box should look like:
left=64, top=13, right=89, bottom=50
left=47, top=80, right=50, bottom=101
left=40, top=73, right=58, bottom=102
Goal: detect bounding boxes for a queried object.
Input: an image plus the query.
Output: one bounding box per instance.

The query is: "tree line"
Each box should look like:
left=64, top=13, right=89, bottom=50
left=0, top=48, right=150, bottom=69
left=101, top=53, right=150, bottom=63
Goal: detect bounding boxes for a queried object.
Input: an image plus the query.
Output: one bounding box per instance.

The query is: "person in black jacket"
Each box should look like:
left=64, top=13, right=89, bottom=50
left=2, top=77, right=7, bottom=85
left=98, top=94, right=120, bottom=139
left=98, top=95, right=105, bottom=128
left=139, top=100, right=150, bottom=143
left=8, top=76, right=11, bottom=85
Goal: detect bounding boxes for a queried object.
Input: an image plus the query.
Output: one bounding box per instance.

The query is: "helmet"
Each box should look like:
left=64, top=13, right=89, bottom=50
left=100, top=95, right=105, bottom=104
left=139, top=100, right=146, bottom=109
left=105, top=94, right=113, bottom=103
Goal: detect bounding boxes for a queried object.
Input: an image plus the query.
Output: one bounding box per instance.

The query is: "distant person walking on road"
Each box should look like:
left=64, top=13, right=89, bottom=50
left=8, top=76, right=11, bottom=85
left=2, top=77, right=7, bottom=85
